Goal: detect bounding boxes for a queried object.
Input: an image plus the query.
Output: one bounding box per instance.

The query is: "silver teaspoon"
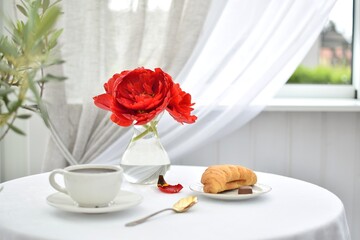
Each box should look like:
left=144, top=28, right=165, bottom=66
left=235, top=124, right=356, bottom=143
left=125, top=196, right=197, bottom=227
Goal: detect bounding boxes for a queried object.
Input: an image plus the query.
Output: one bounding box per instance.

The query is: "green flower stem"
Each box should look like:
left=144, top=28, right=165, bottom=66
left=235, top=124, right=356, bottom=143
left=150, top=120, right=159, bottom=137
left=131, top=120, right=159, bottom=142
left=132, top=126, right=151, bottom=142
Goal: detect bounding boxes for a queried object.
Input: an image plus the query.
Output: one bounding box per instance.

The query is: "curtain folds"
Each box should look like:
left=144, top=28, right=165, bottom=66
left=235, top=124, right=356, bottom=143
left=162, top=0, right=336, bottom=160
left=43, top=0, right=335, bottom=169
left=42, top=0, right=211, bottom=170
left=93, top=0, right=336, bottom=165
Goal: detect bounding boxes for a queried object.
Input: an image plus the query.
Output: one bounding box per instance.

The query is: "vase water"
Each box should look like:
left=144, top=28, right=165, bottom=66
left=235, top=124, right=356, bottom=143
left=120, top=116, right=170, bottom=184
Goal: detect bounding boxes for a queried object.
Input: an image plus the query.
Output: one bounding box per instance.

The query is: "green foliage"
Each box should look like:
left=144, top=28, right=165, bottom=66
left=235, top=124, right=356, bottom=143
left=0, top=0, right=64, bottom=140
left=287, top=65, right=351, bottom=85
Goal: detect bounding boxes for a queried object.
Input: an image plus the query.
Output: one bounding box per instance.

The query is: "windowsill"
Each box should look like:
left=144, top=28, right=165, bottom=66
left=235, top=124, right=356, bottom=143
left=265, top=98, right=360, bottom=112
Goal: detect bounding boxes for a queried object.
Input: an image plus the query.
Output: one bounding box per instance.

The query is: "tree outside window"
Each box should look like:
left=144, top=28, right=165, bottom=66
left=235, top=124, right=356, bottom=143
left=288, top=0, right=353, bottom=85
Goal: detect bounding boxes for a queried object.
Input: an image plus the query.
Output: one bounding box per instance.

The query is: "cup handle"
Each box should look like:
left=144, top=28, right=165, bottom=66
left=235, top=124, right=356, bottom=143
left=49, top=169, right=68, bottom=194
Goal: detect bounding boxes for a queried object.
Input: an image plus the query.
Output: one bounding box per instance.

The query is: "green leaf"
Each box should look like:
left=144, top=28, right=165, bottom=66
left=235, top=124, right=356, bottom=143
left=7, top=123, right=26, bottom=135
left=31, top=0, right=42, bottom=11
left=38, top=73, right=67, bottom=83
left=49, top=0, right=62, bottom=8
left=0, top=88, right=15, bottom=96
left=48, top=28, right=63, bottom=49
left=0, top=37, right=19, bottom=57
left=42, top=0, right=50, bottom=11
left=27, top=72, right=41, bottom=104
left=17, top=114, right=32, bottom=119
left=34, top=6, right=61, bottom=40
left=11, top=22, right=24, bottom=45
left=0, top=81, right=11, bottom=87
left=23, top=1, right=42, bottom=49
left=7, top=100, right=22, bottom=112
left=20, top=0, right=28, bottom=9
left=0, top=62, right=16, bottom=74
left=43, top=58, right=65, bottom=67
left=16, top=4, right=28, bottom=17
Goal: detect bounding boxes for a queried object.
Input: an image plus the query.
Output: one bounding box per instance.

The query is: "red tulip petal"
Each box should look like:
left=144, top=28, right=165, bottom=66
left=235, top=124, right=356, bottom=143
left=110, top=113, right=133, bottom=127
left=166, top=84, right=197, bottom=124
left=93, top=94, right=112, bottom=111
left=157, top=175, right=183, bottom=194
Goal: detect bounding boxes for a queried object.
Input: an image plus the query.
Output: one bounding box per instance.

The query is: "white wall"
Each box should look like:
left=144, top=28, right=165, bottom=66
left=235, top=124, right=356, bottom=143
left=180, top=111, right=360, bottom=240
left=0, top=113, right=50, bottom=181
left=0, top=111, right=359, bottom=239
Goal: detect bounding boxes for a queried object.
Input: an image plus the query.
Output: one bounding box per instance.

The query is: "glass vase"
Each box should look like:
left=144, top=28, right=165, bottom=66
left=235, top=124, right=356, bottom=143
left=120, top=115, right=170, bottom=184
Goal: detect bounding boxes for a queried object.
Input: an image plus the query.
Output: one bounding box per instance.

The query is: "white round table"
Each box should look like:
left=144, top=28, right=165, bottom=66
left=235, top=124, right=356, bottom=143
left=0, top=165, right=351, bottom=240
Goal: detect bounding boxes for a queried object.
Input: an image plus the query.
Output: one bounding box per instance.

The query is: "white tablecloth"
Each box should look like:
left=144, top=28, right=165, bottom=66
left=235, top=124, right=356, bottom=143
left=0, top=165, right=351, bottom=240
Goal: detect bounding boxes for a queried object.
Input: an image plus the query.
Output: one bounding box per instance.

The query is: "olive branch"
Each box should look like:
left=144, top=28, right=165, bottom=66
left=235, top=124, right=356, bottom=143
left=0, top=0, right=65, bottom=141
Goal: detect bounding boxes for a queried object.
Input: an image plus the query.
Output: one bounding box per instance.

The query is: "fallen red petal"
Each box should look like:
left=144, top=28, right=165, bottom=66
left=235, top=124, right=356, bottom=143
left=157, top=175, right=183, bottom=194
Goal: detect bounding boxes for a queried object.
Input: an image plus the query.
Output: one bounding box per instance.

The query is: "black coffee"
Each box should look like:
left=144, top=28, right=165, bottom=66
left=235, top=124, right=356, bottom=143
left=69, top=168, right=117, bottom=174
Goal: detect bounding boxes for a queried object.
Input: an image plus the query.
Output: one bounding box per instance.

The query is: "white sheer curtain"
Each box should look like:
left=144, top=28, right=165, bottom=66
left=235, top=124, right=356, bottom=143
left=43, top=0, right=335, bottom=169
left=42, top=0, right=211, bottom=170
left=94, top=0, right=336, bottom=164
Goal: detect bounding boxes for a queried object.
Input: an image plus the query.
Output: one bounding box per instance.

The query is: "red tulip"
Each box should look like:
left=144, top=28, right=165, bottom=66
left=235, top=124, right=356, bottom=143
left=93, top=67, right=197, bottom=127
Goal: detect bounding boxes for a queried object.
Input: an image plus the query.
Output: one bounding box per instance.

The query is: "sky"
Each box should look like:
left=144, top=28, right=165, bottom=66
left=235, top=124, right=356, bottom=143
left=329, top=0, right=354, bottom=42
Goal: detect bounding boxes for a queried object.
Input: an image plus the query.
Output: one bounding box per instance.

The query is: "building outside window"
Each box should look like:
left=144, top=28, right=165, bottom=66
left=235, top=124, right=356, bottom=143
left=288, top=0, right=353, bottom=86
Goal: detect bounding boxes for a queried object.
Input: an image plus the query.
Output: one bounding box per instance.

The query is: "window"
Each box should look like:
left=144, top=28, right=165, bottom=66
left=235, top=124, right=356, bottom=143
left=277, top=0, right=358, bottom=99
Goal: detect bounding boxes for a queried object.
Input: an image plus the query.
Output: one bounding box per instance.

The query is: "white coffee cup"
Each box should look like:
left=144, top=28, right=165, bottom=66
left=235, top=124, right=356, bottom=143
left=49, top=164, right=123, bottom=208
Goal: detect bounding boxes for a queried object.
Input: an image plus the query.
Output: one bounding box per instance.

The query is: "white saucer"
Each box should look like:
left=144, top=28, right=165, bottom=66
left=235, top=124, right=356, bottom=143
left=46, top=190, right=143, bottom=213
left=189, top=183, right=271, bottom=200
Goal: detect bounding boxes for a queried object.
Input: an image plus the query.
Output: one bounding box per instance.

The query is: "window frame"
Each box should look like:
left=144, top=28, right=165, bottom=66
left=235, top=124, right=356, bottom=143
left=275, top=0, right=359, bottom=100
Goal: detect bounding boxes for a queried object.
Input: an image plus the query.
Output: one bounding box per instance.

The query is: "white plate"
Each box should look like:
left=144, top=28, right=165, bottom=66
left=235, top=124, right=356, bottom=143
left=46, top=190, right=143, bottom=213
left=189, top=183, right=271, bottom=200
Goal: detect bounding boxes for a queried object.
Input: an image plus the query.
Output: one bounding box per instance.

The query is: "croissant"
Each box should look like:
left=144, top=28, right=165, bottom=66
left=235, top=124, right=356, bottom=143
left=201, top=165, right=257, bottom=193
